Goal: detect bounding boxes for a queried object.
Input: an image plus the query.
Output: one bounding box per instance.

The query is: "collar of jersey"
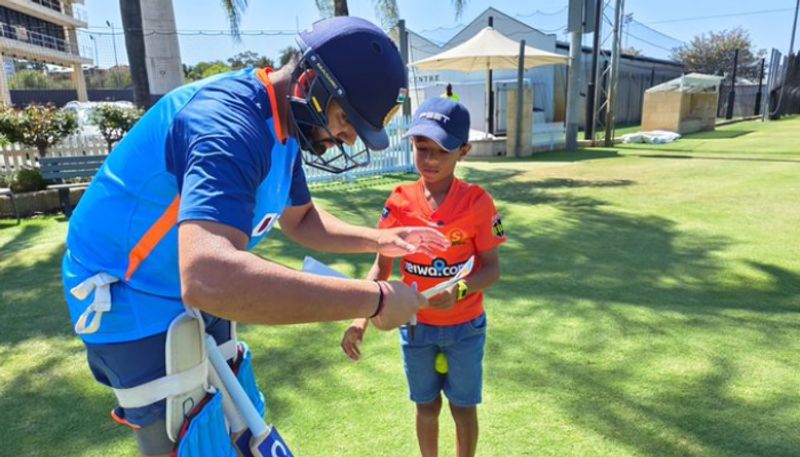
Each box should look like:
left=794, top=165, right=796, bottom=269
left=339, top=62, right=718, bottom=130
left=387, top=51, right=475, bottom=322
left=256, top=68, right=287, bottom=145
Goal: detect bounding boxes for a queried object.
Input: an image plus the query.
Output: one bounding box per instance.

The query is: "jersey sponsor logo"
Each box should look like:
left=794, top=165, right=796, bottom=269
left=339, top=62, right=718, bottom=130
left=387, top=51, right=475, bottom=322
left=447, top=228, right=467, bottom=246
left=252, top=213, right=279, bottom=237
left=381, top=206, right=390, bottom=219
left=492, top=214, right=505, bottom=238
left=405, top=258, right=469, bottom=278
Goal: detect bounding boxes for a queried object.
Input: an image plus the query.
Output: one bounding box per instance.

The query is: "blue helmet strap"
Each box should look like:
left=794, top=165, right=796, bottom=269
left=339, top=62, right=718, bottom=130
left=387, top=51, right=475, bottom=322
left=288, top=50, right=371, bottom=174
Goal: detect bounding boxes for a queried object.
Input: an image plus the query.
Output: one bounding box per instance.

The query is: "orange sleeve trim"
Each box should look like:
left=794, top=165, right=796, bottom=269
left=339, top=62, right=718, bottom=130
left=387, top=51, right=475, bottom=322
left=125, top=196, right=181, bottom=281
left=256, top=68, right=286, bottom=144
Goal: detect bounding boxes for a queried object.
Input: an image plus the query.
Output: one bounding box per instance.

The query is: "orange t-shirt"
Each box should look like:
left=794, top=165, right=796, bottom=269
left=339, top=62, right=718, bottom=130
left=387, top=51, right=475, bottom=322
left=378, top=178, right=506, bottom=326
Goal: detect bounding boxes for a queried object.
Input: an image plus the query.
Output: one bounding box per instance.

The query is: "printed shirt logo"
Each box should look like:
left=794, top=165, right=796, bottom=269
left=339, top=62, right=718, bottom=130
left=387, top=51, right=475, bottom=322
left=447, top=228, right=467, bottom=246
left=252, top=213, right=279, bottom=237
left=405, top=258, right=469, bottom=278
left=492, top=214, right=505, bottom=239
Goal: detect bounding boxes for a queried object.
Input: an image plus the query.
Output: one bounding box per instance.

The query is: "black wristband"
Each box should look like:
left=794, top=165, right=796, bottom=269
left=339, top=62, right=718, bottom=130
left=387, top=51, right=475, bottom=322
left=370, top=281, right=385, bottom=318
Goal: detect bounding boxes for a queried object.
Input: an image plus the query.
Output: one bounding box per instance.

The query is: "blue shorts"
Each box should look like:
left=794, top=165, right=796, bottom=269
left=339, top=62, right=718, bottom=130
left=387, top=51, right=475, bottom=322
left=84, top=313, right=233, bottom=428
left=400, top=313, right=487, bottom=408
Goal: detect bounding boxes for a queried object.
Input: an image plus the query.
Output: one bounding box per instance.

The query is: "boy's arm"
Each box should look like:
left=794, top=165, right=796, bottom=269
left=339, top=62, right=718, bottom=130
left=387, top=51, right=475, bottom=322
left=341, top=254, right=395, bottom=361
left=427, top=248, right=501, bottom=309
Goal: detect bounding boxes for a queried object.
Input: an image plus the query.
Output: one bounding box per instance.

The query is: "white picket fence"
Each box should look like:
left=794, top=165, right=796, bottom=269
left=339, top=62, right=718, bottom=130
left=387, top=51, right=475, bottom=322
left=0, top=135, right=109, bottom=176
left=0, top=116, right=414, bottom=182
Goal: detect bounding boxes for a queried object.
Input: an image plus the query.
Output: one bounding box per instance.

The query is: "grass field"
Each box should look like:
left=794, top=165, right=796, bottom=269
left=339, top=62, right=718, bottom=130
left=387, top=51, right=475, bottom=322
left=1, top=116, right=798, bottom=456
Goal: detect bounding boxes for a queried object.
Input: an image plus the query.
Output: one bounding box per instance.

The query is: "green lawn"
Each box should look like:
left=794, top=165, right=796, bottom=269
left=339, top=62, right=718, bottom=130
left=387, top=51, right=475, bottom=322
left=1, top=117, right=799, bottom=456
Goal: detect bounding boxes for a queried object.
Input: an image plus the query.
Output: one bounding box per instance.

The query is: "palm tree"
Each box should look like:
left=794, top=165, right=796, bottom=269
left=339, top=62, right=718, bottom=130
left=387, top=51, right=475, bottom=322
left=315, top=0, right=467, bottom=28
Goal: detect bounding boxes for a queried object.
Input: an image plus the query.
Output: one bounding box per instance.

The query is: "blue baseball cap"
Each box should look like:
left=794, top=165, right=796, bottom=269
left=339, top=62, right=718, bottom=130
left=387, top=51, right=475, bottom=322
left=298, top=17, right=408, bottom=150
left=405, top=98, right=470, bottom=151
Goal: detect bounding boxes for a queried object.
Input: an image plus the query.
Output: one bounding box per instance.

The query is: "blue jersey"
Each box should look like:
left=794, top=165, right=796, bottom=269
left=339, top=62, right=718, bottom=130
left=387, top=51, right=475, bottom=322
left=63, top=68, right=310, bottom=343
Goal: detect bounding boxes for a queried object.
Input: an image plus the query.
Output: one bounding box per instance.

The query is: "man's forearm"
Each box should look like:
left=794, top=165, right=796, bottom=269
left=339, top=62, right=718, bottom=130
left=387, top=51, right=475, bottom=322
left=283, top=205, right=379, bottom=253
left=182, top=249, right=380, bottom=325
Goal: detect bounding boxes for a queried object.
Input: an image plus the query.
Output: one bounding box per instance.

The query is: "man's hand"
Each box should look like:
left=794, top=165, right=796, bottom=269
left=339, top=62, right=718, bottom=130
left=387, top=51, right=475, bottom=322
left=371, top=281, right=427, bottom=330
left=376, top=227, right=450, bottom=258
left=341, top=319, right=368, bottom=361
left=427, top=283, right=459, bottom=310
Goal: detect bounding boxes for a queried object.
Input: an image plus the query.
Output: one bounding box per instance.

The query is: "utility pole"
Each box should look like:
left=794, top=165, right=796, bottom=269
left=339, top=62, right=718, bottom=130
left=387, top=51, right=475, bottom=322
left=486, top=16, right=494, bottom=136
left=585, top=0, right=603, bottom=141
left=106, top=20, right=118, bottom=67
left=398, top=19, right=411, bottom=117
left=791, top=0, right=799, bottom=57
left=725, top=48, right=739, bottom=120
left=565, top=0, right=584, bottom=151
left=754, top=58, right=765, bottom=116
left=604, top=0, right=624, bottom=147
left=514, top=39, right=525, bottom=157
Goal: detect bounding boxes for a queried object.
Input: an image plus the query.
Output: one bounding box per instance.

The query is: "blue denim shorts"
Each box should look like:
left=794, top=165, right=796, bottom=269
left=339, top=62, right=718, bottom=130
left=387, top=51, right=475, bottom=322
left=400, top=313, right=487, bottom=408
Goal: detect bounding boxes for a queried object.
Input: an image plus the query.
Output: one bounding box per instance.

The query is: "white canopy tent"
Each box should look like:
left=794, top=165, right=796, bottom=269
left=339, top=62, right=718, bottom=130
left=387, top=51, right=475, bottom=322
left=409, top=26, right=568, bottom=72
left=409, top=26, right=567, bottom=146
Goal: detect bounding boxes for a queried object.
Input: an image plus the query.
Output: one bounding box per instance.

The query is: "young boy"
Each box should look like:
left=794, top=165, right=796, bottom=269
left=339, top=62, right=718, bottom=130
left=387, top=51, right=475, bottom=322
left=341, top=98, right=506, bottom=457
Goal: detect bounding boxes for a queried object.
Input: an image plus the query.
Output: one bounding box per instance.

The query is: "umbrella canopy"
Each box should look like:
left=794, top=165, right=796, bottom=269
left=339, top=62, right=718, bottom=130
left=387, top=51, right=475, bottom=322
left=409, top=26, right=568, bottom=72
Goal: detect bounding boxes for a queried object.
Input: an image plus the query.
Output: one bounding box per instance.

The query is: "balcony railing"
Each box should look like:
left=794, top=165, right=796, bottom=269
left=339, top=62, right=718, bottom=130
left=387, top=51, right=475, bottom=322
left=31, top=0, right=64, bottom=13
left=0, top=21, right=76, bottom=55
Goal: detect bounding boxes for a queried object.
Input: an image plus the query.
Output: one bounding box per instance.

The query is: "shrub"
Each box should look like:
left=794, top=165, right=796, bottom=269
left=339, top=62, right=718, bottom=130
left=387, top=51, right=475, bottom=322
left=9, top=167, right=46, bottom=193
left=0, top=104, right=79, bottom=157
left=90, top=104, right=144, bottom=152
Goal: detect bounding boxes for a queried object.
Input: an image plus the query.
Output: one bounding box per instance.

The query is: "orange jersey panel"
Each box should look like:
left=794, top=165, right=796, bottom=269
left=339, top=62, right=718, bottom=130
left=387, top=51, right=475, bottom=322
left=379, top=178, right=506, bottom=326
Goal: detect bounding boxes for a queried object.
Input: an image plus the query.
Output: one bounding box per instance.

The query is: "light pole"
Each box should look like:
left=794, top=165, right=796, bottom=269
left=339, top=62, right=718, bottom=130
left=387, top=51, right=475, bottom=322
left=89, top=34, right=99, bottom=66
left=106, top=20, right=119, bottom=68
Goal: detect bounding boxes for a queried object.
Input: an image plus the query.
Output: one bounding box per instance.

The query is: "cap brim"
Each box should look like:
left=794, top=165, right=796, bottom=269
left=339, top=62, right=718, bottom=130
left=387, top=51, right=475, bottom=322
left=404, top=121, right=462, bottom=152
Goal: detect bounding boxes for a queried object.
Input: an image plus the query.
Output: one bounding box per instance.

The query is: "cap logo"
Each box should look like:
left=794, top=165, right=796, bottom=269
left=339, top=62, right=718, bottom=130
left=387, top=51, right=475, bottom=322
left=310, top=56, right=340, bottom=92
left=418, top=112, right=450, bottom=123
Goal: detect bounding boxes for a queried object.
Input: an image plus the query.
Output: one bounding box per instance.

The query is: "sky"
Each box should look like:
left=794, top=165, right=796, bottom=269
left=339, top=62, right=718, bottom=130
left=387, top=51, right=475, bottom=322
left=80, top=0, right=800, bottom=68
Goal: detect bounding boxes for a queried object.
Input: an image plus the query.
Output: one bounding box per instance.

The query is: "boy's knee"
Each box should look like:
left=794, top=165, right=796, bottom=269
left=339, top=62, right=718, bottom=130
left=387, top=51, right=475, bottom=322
left=416, top=396, right=442, bottom=420
left=449, top=404, right=477, bottom=425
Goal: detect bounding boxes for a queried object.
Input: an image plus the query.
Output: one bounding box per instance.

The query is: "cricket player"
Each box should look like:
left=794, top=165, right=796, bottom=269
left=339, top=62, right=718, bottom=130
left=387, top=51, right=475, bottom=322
left=62, top=16, right=448, bottom=456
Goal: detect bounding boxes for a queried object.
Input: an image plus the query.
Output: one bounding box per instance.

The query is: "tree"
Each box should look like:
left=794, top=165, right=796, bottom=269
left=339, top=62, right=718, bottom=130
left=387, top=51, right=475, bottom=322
left=278, top=47, right=298, bottom=68
left=227, top=51, right=274, bottom=70
left=90, top=104, right=144, bottom=152
left=278, top=46, right=299, bottom=68
left=86, top=66, right=133, bottom=89
left=8, top=70, right=72, bottom=89
left=671, top=28, right=766, bottom=82
left=0, top=104, right=78, bottom=157
left=120, top=0, right=150, bottom=108
left=202, top=62, right=233, bottom=78
left=623, top=47, right=642, bottom=57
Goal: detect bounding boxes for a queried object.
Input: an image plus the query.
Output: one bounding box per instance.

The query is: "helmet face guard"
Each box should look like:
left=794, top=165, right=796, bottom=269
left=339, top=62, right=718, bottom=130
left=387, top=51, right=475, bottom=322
left=288, top=49, right=372, bottom=174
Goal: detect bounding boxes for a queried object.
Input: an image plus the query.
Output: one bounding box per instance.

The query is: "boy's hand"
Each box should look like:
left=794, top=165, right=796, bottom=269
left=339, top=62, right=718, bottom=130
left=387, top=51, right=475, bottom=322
left=427, top=283, right=459, bottom=310
left=341, top=319, right=368, bottom=361
left=371, top=281, right=426, bottom=330
left=376, top=227, right=450, bottom=258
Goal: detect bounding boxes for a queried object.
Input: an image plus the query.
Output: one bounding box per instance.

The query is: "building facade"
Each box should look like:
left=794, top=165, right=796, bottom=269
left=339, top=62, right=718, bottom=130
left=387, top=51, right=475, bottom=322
left=0, top=0, right=91, bottom=104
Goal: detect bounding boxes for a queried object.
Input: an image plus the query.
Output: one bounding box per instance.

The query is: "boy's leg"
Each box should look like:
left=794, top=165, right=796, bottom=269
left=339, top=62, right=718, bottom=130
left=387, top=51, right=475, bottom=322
left=417, top=396, right=443, bottom=457
left=441, top=313, right=487, bottom=457
left=449, top=404, right=478, bottom=457
left=400, top=324, right=445, bottom=457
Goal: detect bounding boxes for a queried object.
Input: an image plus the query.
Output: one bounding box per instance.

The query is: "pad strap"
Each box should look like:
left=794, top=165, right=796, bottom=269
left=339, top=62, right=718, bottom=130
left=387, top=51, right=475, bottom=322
left=112, top=360, right=208, bottom=408
left=71, top=273, right=119, bottom=334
